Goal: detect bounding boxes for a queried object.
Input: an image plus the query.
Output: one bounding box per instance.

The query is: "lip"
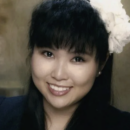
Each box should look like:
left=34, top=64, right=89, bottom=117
left=47, top=83, right=72, bottom=96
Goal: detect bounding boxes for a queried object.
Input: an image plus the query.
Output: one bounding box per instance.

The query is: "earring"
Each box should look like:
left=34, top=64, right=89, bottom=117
left=98, top=71, right=102, bottom=75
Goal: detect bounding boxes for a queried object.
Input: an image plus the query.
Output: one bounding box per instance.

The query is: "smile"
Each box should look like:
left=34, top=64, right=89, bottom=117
left=50, top=84, right=70, bottom=91
left=48, top=83, right=71, bottom=96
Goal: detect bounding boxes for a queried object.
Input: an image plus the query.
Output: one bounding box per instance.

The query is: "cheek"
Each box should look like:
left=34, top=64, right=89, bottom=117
left=31, top=55, right=52, bottom=78
left=31, top=55, right=53, bottom=94
left=69, top=63, right=98, bottom=87
left=68, top=63, right=98, bottom=102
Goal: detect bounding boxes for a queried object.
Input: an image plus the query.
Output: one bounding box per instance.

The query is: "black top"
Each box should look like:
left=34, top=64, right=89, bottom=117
left=0, top=96, right=25, bottom=130
left=0, top=96, right=130, bottom=130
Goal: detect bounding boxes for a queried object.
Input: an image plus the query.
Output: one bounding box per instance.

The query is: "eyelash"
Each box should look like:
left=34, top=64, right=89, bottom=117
left=73, top=57, right=85, bottom=62
left=42, top=51, right=53, bottom=57
left=42, top=51, right=85, bottom=62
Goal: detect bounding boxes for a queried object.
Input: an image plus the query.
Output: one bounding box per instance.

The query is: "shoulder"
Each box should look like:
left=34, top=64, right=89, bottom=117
left=104, top=105, right=130, bottom=130
left=0, top=96, right=26, bottom=116
left=0, top=96, right=26, bottom=130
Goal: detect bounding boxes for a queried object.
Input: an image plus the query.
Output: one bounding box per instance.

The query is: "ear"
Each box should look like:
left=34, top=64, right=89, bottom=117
left=97, top=52, right=110, bottom=77
left=100, top=52, right=110, bottom=71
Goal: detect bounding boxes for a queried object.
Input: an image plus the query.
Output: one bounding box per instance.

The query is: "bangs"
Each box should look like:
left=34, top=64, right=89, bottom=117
left=29, top=0, right=108, bottom=61
left=34, top=21, right=95, bottom=55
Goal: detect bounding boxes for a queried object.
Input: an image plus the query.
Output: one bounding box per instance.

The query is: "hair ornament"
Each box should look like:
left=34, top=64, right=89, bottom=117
left=89, top=0, right=130, bottom=53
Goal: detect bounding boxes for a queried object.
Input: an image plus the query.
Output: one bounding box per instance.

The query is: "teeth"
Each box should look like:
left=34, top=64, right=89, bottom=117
left=50, top=84, right=69, bottom=91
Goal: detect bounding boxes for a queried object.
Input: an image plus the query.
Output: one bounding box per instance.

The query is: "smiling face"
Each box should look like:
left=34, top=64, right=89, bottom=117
left=31, top=46, right=99, bottom=110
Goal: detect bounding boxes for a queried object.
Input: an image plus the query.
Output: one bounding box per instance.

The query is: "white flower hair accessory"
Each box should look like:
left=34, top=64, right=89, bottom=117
left=89, top=0, right=130, bottom=53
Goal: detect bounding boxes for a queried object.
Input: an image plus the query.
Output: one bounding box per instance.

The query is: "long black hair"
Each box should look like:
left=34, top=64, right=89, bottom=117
left=20, top=0, right=113, bottom=129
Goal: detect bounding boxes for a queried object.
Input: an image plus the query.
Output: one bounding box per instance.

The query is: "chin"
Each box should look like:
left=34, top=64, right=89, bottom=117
left=44, top=96, right=74, bottom=110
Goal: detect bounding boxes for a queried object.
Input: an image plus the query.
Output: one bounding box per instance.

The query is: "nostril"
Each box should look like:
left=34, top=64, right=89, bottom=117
left=51, top=70, right=68, bottom=81
left=51, top=73, right=68, bottom=81
left=51, top=62, right=69, bottom=80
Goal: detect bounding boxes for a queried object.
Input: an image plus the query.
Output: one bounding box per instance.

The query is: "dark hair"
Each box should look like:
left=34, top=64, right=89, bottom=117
left=20, top=0, right=113, bottom=129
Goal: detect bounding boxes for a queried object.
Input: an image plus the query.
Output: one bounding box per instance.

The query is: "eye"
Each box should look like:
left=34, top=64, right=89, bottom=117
left=73, top=56, right=85, bottom=62
left=42, top=51, right=54, bottom=58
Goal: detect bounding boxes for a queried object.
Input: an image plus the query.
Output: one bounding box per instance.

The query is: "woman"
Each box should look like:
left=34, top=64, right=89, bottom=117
left=0, top=0, right=130, bottom=130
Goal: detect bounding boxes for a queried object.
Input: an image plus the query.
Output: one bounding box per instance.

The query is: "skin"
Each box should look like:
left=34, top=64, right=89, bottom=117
left=31, top=46, right=101, bottom=130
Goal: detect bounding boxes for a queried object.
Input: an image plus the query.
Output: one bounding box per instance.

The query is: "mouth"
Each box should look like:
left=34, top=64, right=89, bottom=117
left=47, top=83, right=72, bottom=96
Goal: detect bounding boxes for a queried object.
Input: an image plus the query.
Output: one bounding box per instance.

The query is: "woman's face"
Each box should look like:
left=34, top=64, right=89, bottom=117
left=31, top=46, right=99, bottom=109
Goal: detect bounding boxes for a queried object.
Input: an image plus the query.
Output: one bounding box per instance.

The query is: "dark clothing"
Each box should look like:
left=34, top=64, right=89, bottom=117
left=0, top=96, right=130, bottom=130
left=0, top=96, right=25, bottom=130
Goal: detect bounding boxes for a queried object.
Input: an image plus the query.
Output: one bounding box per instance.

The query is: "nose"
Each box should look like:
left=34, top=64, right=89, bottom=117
left=51, top=62, right=68, bottom=81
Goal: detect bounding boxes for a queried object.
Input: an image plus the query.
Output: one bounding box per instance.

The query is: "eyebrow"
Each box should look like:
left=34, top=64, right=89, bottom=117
left=68, top=50, right=91, bottom=55
left=39, top=47, right=92, bottom=56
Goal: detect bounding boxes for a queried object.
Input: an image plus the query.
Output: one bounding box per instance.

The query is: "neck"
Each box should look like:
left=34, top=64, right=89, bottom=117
left=43, top=99, right=79, bottom=130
